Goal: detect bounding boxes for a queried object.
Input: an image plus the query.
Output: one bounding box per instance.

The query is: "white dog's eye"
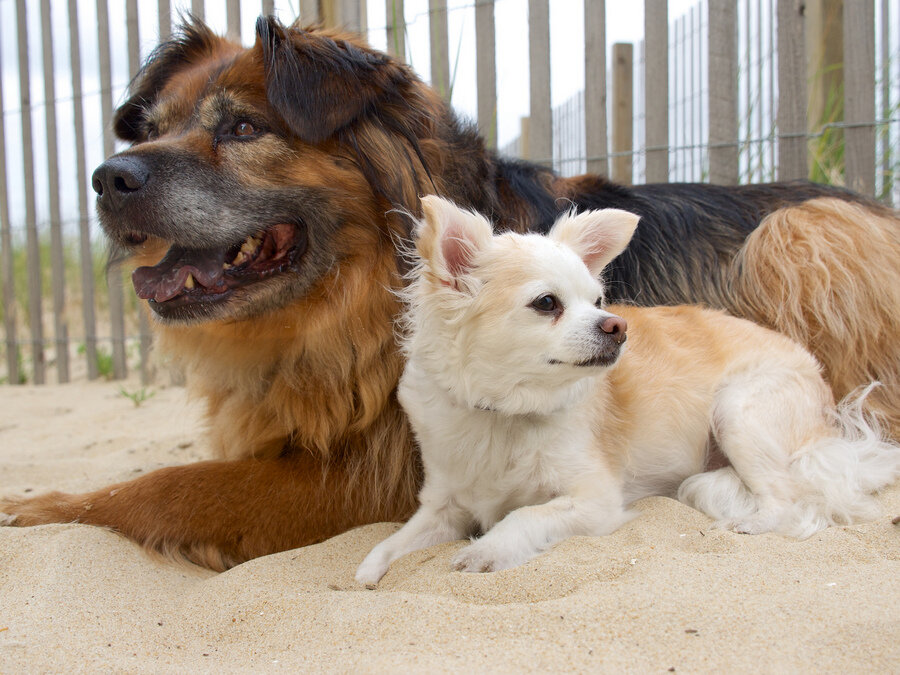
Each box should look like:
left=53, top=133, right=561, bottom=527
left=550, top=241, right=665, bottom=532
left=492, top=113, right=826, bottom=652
left=531, top=294, right=560, bottom=314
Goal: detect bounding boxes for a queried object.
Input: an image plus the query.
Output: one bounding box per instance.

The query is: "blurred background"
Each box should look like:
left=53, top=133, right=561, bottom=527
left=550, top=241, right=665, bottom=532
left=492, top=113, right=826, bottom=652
left=1, top=0, right=897, bottom=387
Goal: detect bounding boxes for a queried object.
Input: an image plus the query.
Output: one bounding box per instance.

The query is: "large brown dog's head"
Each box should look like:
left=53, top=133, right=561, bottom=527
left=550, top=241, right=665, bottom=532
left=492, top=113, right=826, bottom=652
left=93, top=17, right=447, bottom=323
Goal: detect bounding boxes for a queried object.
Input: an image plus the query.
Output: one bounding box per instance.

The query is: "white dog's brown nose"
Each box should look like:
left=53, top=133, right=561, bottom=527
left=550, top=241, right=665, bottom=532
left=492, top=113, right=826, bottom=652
left=599, top=315, right=627, bottom=344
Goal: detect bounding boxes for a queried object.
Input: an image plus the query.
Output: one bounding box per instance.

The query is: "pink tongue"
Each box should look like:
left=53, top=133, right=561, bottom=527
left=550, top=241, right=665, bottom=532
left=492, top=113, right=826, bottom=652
left=132, top=247, right=228, bottom=302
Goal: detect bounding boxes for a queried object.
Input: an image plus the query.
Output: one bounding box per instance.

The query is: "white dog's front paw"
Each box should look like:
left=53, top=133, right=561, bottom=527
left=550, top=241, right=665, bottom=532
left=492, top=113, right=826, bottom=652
left=355, top=549, right=391, bottom=588
left=451, top=539, right=536, bottom=573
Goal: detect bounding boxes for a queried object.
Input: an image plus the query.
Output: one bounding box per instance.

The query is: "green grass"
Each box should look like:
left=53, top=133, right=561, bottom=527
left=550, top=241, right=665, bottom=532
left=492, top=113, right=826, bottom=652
left=118, top=386, right=155, bottom=407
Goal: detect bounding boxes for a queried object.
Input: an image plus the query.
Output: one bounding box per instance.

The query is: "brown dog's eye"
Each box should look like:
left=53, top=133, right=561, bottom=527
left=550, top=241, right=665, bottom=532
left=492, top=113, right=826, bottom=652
left=531, top=294, right=559, bottom=314
left=233, top=121, right=256, bottom=137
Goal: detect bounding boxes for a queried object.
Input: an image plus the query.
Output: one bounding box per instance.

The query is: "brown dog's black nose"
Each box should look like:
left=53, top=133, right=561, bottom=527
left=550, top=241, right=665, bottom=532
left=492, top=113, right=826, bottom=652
left=92, top=156, right=150, bottom=211
left=598, top=315, right=627, bottom=344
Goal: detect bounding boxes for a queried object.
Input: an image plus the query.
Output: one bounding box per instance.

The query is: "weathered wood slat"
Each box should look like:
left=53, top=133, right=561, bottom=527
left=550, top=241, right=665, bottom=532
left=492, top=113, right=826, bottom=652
left=17, top=0, right=45, bottom=384
left=159, top=0, right=171, bottom=40
left=41, top=0, right=69, bottom=383
left=881, top=0, right=891, bottom=203
left=777, top=0, right=808, bottom=180
left=476, top=0, right=497, bottom=148
left=429, top=0, right=449, bottom=99
left=612, top=43, right=633, bottom=184
left=708, top=0, right=739, bottom=185
left=300, top=0, right=319, bottom=23
left=97, top=0, right=128, bottom=380
left=844, top=0, right=876, bottom=195
left=68, top=0, right=98, bottom=381
left=0, top=19, right=18, bottom=385
left=386, top=0, right=406, bottom=60
left=227, top=0, right=241, bottom=40
left=528, top=0, right=552, bottom=166
left=584, top=0, right=608, bottom=176
left=645, top=0, right=668, bottom=182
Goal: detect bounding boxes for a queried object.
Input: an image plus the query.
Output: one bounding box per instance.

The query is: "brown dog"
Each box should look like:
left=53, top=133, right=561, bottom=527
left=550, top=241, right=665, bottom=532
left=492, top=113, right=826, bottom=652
left=2, top=17, right=898, bottom=570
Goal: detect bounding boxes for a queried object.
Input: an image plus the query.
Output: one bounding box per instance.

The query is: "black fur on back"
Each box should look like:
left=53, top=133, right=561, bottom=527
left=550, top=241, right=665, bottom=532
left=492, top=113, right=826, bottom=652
left=484, top=158, right=880, bottom=309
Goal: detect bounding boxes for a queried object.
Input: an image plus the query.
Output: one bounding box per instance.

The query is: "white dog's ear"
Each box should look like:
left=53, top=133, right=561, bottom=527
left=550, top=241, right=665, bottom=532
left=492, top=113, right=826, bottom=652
left=417, top=195, right=494, bottom=286
left=549, top=209, right=639, bottom=277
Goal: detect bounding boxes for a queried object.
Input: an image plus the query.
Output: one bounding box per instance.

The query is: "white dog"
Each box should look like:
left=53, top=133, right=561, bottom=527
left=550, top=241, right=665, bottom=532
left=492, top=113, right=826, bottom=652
left=356, top=196, right=900, bottom=586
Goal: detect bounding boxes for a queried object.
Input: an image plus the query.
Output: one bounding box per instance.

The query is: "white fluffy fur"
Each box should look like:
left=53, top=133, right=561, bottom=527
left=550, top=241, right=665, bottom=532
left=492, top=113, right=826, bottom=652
left=355, top=197, right=900, bottom=586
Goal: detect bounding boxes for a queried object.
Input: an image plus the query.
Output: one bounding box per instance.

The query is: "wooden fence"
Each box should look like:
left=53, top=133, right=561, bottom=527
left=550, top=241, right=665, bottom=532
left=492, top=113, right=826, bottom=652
left=0, top=0, right=897, bottom=386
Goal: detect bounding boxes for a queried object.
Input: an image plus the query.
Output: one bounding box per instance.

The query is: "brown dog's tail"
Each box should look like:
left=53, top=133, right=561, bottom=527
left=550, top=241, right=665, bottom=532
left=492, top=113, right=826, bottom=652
left=731, top=197, right=900, bottom=438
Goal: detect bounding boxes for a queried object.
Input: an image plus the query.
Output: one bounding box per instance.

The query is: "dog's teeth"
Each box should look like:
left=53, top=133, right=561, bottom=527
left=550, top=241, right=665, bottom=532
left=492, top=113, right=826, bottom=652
left=184, top=273, right=195, bottom=289
left=232, top=251, right=248, bottom=266
left=241, top=237, right=261, bottom=255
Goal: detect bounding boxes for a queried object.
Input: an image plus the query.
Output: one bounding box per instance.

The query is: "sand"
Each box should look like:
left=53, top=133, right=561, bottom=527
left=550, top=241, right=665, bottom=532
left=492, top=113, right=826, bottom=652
left=1, top=380, right=898, bottom=673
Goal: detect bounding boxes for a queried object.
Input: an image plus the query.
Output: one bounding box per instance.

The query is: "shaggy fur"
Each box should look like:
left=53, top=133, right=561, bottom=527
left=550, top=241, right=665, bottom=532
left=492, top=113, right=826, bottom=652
left=2, top=17, right=899, bottom=570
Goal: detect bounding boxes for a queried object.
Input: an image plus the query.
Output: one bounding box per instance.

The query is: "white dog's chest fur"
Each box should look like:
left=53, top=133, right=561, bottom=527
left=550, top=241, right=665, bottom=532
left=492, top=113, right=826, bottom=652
left=399, top=363, right=602, bottom=530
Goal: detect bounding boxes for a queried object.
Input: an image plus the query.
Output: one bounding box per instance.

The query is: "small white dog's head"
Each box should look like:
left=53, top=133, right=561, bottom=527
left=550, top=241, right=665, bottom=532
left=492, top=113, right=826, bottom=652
left=406, top=196, right=639, bottom=415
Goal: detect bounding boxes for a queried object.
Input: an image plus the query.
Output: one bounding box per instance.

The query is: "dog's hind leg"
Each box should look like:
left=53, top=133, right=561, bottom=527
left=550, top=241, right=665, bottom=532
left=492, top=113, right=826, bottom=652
left=680, top=362, right=835, bottom=535
left=732, top=197, right=900, bottom=439
left=0, top=454, right=418, bottom=571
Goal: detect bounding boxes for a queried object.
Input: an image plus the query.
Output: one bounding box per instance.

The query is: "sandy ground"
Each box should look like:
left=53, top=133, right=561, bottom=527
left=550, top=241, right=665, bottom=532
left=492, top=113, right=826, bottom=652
left=0, top=381, right=898, bottom=673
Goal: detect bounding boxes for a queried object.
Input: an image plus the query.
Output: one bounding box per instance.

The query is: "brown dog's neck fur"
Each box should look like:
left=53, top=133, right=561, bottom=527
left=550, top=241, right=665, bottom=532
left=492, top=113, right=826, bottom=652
left=152, top=237, right=418, bottom=504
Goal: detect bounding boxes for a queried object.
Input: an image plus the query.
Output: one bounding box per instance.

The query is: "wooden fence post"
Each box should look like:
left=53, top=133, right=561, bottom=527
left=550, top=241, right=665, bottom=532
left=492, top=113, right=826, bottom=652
left=584, top=0, right=608, bottom=176
left=386, top=0, right=406, bottom=60
left=126, top=0, right=154, bottom=385
left=644, top=0, right=669, bottom=183
left=262, top=0, right=275, bottom=16
left=68, top=0, right=98, bottom=381
left=529, top=0, right=552, bottom=166
left=0, top=23, right=17, bottom=385
left=159, top=0, right=171, bottom=39
left=708, top=0, right=739, bottom=185
left=881, top=0, right=891, bottom=203
left=300, top=0, right=320, bottom=23
left=844, top=0, right=876, bottom=195
left=192, top=0, right=205, bottom=21
left=227, top=0, right=241, bottom=40
left=777, top=0, right=808, bottom=180
left=322, top=0, right=366, bottom=32
left=97, top=0, right=128, bottom=380
left=476, top=0, right=497, bottom=149
left=429, top=0, right=450, bottom=99
left=17, top=0, right=46, bottom=384
left=612, top=43, right=633, bottom=184
left=41, top=0, right=69, bottom=383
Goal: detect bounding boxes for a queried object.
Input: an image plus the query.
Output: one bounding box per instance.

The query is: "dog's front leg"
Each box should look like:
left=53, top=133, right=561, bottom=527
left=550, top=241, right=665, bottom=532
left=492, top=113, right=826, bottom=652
left=356, top=497, right=468, bottom=587
left=452, top=476, right=633, bottom=573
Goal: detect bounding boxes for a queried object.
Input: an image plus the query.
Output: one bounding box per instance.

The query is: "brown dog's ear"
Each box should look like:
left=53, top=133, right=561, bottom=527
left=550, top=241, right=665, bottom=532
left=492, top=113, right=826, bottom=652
left=256, top=16, right=412, bottom=144
left=113, top=18, right=220, bottom=142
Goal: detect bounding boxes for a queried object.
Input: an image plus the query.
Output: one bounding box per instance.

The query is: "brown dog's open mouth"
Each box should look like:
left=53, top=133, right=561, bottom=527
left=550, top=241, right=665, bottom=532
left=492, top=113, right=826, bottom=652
left=132, top=222, right=306, bottom=314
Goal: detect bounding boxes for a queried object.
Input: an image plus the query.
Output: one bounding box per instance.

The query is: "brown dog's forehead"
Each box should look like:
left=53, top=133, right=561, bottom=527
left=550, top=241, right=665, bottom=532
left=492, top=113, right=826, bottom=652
left=149, top=43, right=267, bottom=130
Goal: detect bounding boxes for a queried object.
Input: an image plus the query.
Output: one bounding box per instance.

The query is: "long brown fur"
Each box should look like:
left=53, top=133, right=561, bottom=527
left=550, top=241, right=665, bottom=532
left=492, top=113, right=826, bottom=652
left=2, top=18, right=899, bottom=570
left=733, top=198, right=900, bottom=437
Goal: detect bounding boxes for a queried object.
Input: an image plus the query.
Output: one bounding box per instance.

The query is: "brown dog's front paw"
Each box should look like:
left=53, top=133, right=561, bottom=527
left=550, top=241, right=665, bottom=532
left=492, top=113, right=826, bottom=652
left=0, top=492, right=82, bottom=527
